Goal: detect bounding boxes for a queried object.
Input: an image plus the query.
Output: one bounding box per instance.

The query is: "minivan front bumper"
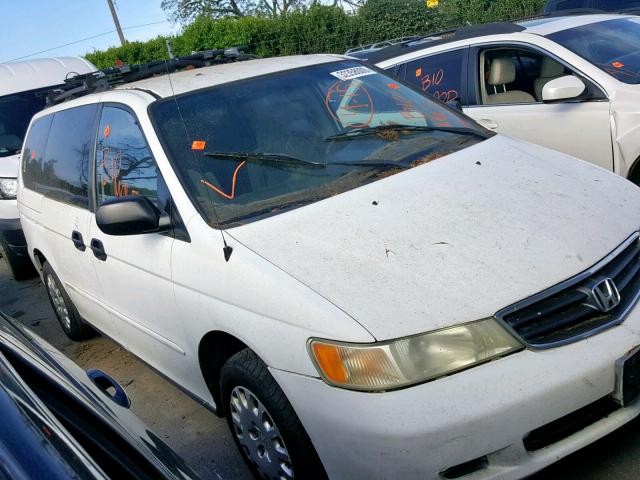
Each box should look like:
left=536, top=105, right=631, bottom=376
left=272, top=304, right=640, bottom=479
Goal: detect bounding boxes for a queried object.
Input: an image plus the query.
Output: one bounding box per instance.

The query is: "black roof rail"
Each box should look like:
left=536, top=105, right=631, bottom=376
left=46, top=47, right=257, bottom=106
left=454, top=21, right=526, bottom=37
left=543, top=7, right=606, bottom=17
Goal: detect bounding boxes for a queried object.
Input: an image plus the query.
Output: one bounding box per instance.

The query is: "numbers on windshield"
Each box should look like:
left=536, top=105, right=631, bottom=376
left=325, top=80, right=375, bottom=129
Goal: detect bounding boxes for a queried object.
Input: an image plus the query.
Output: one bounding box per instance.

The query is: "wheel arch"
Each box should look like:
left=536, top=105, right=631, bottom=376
left=32, top=248, right=47, bottom=271
left=198, top=330, right=250, bottom=417
left=628, top=156, right=640, bottom=186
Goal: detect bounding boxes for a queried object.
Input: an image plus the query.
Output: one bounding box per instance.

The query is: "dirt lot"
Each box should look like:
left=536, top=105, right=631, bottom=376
left=1, top=254, right=640, bottom=479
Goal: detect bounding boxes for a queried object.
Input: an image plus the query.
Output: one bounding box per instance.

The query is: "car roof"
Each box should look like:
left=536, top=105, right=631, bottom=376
left=0, top=57, right=96, bottom=97
left=517, top=13, right=628, bottom=34
left=368, top=13, right=629, bottom=64
left=117, top=54, right=345, bottom=99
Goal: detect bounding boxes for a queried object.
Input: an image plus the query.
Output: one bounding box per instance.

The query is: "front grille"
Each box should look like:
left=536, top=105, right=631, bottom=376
left=497, top=234, right=640, bottom=348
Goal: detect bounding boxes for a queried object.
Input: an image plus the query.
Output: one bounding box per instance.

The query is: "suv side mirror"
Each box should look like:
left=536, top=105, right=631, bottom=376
left=446, top=98, right=463, bottom=111
left=542, top=75, right=586, bottom=102
left=96, top=195, right=170, bottom=236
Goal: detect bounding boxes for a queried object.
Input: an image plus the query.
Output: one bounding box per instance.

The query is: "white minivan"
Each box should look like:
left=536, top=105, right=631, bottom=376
left=18, top=54, right=640, bottom=480
left=0, top=57, right=96, bottom=279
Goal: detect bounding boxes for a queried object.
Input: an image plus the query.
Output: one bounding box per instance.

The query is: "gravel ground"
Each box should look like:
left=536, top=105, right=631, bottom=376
left=1, top=252, right=640, bottom=480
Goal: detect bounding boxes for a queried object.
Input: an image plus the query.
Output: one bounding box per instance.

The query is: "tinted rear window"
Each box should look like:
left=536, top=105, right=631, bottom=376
left=22, top=115, right=53, bottom=191
left=22, top=105, right=98, bottom=208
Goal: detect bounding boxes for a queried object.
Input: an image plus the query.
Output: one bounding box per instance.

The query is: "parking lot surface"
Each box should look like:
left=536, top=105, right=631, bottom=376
left=1, top=255, right=640, bottom=479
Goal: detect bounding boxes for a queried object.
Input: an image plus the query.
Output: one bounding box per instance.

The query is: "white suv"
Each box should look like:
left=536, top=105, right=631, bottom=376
left=372, top=14, right=640, bottom=184
left=18, top=53, right=640, bottom=479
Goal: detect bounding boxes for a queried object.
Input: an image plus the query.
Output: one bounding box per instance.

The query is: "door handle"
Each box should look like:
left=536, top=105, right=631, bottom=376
left=71, top=230, right=86, bottom=251
left=90, top=238, right=107, bottom=261
left=87, top=369, right=130, bottom=408
left=478, top=119, right=499, bottom=129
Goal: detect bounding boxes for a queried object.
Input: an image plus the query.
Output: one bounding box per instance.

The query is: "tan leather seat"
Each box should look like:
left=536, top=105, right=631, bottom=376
left=534, top=57, right=566, bottom=101
left=486, top=58, right=535, bottom=105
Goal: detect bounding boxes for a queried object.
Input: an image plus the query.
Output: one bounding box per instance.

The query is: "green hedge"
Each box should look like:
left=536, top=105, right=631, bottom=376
left=85, top=0, right=546, bottom=70
left=438, top=0, right=547, bottom=27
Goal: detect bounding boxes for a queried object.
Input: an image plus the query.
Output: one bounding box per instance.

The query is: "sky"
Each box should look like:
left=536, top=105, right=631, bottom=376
left=0, top=0, right=181, bottom=63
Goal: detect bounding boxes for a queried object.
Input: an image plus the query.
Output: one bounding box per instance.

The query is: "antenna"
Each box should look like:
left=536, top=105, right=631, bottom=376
left=162, top=60, right=234, bottom=262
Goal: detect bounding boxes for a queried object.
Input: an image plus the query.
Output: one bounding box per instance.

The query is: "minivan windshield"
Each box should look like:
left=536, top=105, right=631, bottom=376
left=0, top=87, right=49, bottom=158
left=149, top=61, right=489, bottom=227
left=548, top=18, right=640, bottom=84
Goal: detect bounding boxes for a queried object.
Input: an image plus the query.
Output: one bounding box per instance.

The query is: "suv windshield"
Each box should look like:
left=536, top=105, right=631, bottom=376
left=0, top=87, right=50, bottom=158
left=149, top=61, right=489, bottom=227
left=548, top=18, right=640, bottom=84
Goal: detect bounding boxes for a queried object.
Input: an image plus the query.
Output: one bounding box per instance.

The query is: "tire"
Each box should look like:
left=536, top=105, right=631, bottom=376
left=220, top=349, right=328, bottom=480
left=42, top=262, right=95, bottom=341
left=0, top=237, right=37, bottom=281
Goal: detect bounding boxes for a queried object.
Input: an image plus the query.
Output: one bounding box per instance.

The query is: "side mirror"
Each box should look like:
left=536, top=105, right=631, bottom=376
left=96, top=195, right=170, bottom=236
left=542, top=75, right=586, bottom=102
left=446, top=98, right=463, bottom=111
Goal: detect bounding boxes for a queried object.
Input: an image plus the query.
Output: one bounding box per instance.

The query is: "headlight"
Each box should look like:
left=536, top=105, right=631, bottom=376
left=0, top=178, right=17, bottom=199
left=309, top=318, right=523, bottom=392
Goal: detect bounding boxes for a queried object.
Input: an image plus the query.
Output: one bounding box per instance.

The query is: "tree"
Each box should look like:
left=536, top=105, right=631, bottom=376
left=436, top=0, right=546, bottom=27
left=257, top=0, right=307, bottom=16
left=161, top=0, right=249, bottom=22
left=161, top=0, right=309, bottom=22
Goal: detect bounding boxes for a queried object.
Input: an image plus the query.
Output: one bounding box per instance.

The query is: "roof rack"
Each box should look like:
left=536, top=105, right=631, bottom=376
left=46, top=46, right=257, bottom=106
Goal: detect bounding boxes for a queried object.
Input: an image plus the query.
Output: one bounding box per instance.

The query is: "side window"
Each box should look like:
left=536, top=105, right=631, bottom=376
left=22, top=115, right=53, bottom=191
left=479, top=48, right=569, bottom=105
left=402, top=49, right=465, bottom=103
left=96, top=106, right=159, bottom=207
left=38, top=104, right=98, bottom=208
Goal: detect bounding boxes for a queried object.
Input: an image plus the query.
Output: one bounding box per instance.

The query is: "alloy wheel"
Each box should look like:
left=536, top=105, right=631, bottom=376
left=46, top=275, right=71, bottom=330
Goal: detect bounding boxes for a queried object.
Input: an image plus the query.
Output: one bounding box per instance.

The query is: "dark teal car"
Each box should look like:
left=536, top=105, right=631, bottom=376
left=543, top=0, right=640, bottom=14
left=0, top=310, right=199, bottom=480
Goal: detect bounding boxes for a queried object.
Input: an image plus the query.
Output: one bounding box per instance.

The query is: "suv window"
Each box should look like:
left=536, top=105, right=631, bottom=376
left=37, top=104, right=98, bottom=208
left=96, top=106, right=159, bottom=207
left=477, top=48, right=571, bottom=105
left=399, top=49, right=466, bottom=103
left=548, top=18, right=640, bottom=84
left=22, top=115, right=53, bottom=191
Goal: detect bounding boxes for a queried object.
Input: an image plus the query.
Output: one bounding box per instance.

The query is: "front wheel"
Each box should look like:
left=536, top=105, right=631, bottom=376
left=220, top=349, right=327, bottom=480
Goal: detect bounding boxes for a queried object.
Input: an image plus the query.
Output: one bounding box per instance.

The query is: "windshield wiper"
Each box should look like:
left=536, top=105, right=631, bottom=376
left=203, top=151, right=325, bottom=168
left=203, top=151, right=413, bottom=171
left=325, top=124, right=490, bottom=141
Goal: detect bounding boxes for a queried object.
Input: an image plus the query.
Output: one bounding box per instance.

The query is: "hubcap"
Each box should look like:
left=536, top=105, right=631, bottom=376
left=46, top=275, right=71, bottom=330
left=230, top=386, right=294, bottom=480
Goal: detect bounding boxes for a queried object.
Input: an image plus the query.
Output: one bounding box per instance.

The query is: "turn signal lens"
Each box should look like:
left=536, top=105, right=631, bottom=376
left=309, top=319, right=523, bottom=391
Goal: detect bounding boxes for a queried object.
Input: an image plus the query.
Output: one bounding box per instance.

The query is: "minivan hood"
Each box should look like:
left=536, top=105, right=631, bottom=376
left=0, top=153, right=19, bottom=178
left=230, top=135, right=640, bottom=341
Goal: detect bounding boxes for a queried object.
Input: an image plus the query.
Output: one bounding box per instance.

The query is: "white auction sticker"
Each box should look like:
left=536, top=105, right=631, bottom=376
left=330, top=66, right=376, bottom=81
